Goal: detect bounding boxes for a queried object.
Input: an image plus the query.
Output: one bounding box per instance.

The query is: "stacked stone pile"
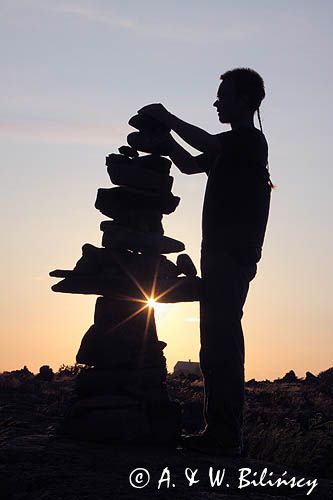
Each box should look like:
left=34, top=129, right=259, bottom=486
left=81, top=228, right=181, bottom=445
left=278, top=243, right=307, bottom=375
left=50, top=111, right=201, bottom=443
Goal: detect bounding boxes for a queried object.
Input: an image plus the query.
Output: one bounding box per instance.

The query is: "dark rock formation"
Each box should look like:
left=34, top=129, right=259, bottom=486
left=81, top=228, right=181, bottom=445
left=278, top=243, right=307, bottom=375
left=108, top=162, right=174, bottom=192
left=100, top=221, right=185, bottom=253
left=95, top=187, right=180, bottom=217
left=305, top=371, right=318, bottom=384
left=177, top=253, right=197, bottom=277
left=128, top=113, right=171, bottom=133
left=275, top=370, right=299, bottom=383
left=118, top=145, right=139, bottom=157
left=127, top=131, right=173, bottom=155
left=50, top=109, right=201, bottom=443
left=131, top=154, right=171, bottom=173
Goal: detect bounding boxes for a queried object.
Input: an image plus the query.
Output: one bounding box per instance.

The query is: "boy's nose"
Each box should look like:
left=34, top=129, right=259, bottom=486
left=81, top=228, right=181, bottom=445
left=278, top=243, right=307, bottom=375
left=213, top=100, right=218, bottom=108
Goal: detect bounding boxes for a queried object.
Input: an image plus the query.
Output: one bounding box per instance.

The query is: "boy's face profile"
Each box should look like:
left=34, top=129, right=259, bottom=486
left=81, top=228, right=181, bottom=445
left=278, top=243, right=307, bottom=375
left=214, top=79, right=248, bottom=124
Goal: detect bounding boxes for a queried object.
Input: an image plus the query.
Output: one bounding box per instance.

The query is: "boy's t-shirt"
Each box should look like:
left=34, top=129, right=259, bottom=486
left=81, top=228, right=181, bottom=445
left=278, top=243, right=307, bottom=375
left=200, top=126, right=271, bottom=264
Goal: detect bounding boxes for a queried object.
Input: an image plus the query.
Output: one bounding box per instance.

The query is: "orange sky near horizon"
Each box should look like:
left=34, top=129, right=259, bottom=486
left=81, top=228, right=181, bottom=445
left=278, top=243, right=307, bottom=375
left=1, top=1, right=332, bottom=380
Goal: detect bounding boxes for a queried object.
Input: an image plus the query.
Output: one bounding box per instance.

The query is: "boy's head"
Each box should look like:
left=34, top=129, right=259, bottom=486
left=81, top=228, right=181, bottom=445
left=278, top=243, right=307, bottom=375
left=214, top=67, right=265, bottom=123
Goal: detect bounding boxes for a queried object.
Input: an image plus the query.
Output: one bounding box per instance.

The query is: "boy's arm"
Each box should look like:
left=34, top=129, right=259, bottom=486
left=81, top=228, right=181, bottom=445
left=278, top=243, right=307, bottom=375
left=138, top=103, right=221, bottom=153
left=168, top=137, right=213, bottom=175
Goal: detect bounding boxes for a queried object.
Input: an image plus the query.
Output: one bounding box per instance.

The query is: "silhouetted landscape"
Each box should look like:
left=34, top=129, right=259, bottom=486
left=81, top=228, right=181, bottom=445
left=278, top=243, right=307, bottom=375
left=1, top=365, right=332, bottom=499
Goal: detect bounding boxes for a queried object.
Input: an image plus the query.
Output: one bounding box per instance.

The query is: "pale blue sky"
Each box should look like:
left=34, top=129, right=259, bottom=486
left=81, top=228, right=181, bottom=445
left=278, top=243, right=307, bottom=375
left=1, top=0, right=332, bottom=378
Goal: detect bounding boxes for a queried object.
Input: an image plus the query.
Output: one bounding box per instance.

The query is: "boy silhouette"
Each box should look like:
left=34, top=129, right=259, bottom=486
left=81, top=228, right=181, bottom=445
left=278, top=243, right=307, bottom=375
left=139, top=67, right=272, bottom=457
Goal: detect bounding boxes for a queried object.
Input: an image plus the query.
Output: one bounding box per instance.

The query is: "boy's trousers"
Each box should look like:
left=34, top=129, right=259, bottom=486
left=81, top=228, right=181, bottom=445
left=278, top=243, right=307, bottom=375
left=200, top=249, right=257, bottom=447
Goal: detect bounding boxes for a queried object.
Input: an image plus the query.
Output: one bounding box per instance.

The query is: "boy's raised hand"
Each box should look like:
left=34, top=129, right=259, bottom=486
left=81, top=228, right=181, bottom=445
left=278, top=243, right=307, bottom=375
left=137, top=103, right=171, bottom=124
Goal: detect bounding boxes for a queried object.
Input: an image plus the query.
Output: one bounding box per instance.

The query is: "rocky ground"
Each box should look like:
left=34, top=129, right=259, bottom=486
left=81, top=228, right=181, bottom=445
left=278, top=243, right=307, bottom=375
left=0, top=369, right=332, bottom=499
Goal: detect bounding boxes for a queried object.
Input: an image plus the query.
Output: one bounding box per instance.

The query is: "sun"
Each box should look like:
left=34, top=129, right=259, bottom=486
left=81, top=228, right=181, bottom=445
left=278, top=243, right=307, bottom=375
left=146, top=297, right=156, bottom=308
left=145, top=296, right=170, bottom=318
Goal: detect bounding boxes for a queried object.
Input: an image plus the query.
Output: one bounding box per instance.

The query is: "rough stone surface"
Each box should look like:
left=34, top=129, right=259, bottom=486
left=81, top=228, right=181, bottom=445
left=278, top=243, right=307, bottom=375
left=95, top=187, right=180, bottom=217
left=101, top=221, right=185, bottom=253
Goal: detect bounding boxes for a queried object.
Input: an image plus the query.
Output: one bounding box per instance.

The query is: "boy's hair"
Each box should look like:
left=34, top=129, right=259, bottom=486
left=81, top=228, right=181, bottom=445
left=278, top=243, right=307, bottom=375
left=220, top=67, right=275, bottom=189
left=220, top=67, right=265, bottom=112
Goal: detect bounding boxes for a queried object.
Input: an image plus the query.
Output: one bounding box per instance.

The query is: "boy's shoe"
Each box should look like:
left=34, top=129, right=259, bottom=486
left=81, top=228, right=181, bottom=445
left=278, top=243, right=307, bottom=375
left=181, top=432, right=241, bottom=458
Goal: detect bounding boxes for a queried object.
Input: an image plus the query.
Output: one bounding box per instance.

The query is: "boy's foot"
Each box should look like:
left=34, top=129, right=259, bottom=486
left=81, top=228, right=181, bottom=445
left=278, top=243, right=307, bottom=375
left=180, top=433, right=241, bottom=458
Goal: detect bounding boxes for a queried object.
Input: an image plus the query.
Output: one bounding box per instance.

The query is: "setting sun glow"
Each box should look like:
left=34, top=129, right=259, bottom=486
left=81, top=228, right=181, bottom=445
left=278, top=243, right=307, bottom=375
left=146, top=297, right=156, bottom=308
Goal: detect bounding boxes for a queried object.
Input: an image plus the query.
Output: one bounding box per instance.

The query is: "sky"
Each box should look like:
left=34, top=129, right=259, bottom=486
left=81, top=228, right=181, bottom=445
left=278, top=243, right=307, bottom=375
left=1, top=0, right=332, bottom=379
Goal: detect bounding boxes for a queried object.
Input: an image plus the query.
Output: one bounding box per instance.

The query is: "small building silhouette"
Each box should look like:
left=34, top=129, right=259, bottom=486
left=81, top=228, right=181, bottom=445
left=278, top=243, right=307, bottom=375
left=173, top=360, right=202, bottom=378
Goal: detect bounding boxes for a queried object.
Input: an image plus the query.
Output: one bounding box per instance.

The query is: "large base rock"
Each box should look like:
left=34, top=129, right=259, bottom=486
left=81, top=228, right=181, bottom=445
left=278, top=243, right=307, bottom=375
left=76, top=304, right=159, bottom=367
left=63, top=397, right=181, bottom=444
left=75, top=368, right=169, bottom=398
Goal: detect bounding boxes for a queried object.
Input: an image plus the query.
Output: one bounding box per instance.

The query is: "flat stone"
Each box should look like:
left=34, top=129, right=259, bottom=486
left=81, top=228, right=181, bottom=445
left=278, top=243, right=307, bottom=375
left=132, top=154, right=171, bottom=174
left=100, top=221, right=185, bottom=254
left=50, top=244, right=118, bottom=277
left=118, top=145, right=139, bottom=158
left=95, top=187, right=180, bottom=217
left=51, top=275, right=201, bottom=302
left=111, top=209, right=164, bottom=234
left=128, top=113, right=171, bottom=133
left=127, top=131, right=173, bottom=155
left=105, top=153, right=129, bottom=166
left=50, top=275, right=136, bottom=297
left=95, top=245, right=179, bottom=279
left=49, top=269, right=75, bottom=278
left=50, top=245, right=180, bottom=283
left=176, top=253, right=197, bottom=277
left=108, top=162, right=174, bottom=192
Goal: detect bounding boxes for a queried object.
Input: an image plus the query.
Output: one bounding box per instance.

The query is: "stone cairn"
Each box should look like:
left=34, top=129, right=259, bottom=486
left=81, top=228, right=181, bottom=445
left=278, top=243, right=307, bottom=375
left=50, top=112, right=201, bottom=444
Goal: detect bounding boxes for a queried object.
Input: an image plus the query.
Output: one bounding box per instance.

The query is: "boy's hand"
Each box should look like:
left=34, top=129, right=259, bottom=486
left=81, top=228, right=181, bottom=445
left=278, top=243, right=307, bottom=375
left=138, top=103, right=171, bottom=124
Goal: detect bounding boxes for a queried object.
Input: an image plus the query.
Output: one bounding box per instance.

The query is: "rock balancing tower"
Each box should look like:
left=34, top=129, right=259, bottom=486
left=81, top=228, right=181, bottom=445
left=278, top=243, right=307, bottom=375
left=50, top=111, right=201, bottom=443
